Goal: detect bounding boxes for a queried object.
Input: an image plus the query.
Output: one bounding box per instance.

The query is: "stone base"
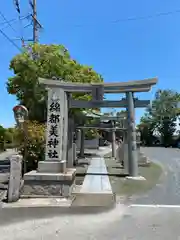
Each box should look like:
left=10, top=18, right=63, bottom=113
left=38, top=161, right=66, bottom=173
left=126, top=175, right=146, bottom=181
left=21, top=169, right=76, bottom=198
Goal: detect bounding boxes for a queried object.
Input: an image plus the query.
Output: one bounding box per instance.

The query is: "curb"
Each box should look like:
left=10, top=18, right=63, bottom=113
left=1, top=197, right=116, bottom=213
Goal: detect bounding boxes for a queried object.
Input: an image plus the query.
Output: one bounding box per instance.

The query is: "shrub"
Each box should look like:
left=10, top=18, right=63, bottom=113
left=19, top=121, right=45, bottom=173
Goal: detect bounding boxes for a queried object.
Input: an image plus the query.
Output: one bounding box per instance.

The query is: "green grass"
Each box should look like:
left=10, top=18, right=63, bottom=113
left=109, top=162, right=162, bottom=197
left=104, top=151, right=162, bottom=196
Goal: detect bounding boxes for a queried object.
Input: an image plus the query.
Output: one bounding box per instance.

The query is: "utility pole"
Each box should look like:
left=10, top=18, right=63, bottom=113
left=32, top=0, right=38, bottom=43
left=28, top=0, right=42, bottom=43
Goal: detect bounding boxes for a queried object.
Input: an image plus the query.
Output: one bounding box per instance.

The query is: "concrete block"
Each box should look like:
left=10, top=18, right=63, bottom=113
left=24, top=169, right=76, bottom=181
left=126, top=175, right=146, bottom=181
left=38, top=161, right=66, bottom=173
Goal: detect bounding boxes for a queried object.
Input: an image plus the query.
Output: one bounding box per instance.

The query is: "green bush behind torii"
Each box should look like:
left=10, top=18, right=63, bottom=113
left=7, top=43, right=103, bottom=123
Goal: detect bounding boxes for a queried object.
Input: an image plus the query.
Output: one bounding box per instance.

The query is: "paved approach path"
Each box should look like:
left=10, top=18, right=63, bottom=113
left=134, top=147, right=180, bottom=205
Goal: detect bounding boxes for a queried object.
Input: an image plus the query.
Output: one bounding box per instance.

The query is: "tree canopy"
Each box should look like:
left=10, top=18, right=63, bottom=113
left=7, top=43, right=103, bottom=123
left=137, top=89, right=180, bottom=146
left=0, top=125, right=5, bottom=141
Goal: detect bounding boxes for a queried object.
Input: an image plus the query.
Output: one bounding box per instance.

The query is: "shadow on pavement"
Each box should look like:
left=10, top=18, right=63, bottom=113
left=0, top=205, right=115, bottom=226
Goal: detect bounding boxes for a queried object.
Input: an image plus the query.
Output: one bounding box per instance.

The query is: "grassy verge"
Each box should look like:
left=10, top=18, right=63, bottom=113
left=105, top=153, right=162, bottom=196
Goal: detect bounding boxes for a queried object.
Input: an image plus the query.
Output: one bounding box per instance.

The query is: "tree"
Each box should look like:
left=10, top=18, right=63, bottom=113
left=0, top=125, right=6, bottom=151
left=137, top=116, right=156, bottom=146
left=4, top=127, right=20, bottom=145
left=139, top=89, right=180, bottom=146
left=0, top=125, right=5, bottom=140
left=7, top=43, right=103, bottom=123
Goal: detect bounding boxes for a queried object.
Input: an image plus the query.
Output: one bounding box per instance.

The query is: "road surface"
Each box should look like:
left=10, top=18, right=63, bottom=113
left=0, top=149, right=17, bottom=161
left=134, top=147, right=180, bottom=205
left=0, top=147, right=180, bottom=239
left=1, top=204, right=180, bottom=239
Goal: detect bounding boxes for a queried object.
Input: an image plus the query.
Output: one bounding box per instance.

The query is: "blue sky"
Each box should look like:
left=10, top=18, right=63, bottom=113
left=1, top=0, right=180, bottom=128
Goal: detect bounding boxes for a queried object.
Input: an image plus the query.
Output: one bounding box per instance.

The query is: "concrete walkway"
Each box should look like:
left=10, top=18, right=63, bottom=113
left=73, top=147, right=115, bottom=206
left=86, top=157, right=109, bottom=175
left=82, top=157, right=112, bottom=191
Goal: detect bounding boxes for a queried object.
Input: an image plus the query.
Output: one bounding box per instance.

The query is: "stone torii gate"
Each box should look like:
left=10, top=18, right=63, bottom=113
left=76, top=111, right=127, bottom=159
left=21, top=77, right=157, bottom=199
left=38, top=77, right=157, bottom=178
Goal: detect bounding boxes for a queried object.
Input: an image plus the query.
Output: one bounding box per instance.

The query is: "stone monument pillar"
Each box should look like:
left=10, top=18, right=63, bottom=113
left=7, top=154, right=23, bottom=202
left=21, top=88, right=76, bottom=198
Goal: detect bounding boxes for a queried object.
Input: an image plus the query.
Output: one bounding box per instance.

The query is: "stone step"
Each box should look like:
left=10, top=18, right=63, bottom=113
left=72, top=192, right=115, bottom=206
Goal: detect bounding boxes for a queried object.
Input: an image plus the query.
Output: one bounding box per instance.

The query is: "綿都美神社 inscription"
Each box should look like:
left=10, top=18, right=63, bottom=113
left=49, top=125, right=58, bottom=137
left=49, top=102, right=61, bottom=112
left=46, top=88, right=63, bottom=161
left=49, top=113, right=60, bottom=124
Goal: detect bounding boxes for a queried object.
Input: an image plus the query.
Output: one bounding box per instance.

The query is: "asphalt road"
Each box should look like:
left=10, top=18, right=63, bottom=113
left=134, top=147, right=180, bottom=205
left=1, top=147, right=180, bottom=239
left=1, top=204, right=180, bottom=239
